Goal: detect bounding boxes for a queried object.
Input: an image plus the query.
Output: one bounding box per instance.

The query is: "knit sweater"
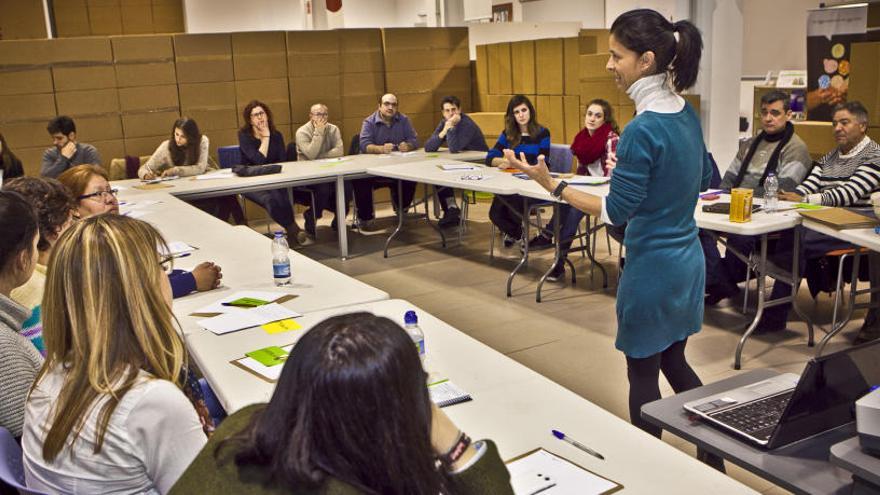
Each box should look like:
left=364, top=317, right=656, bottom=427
left=424, top=113, right=489, bottom=153
left=0, top=293, right=44, bottom=437
left=40, top=143, right=102, bottom=178
left=796, top=136, right=880, bottom=206
left=294, top=122, right=344, bottom=160
left=486, top=128, right=551, bottom=167
left=138, top=135, right=211, bottom=179
left=10, top=264, right=46, bottom=355
left=719, top=133, right=811, bottom=195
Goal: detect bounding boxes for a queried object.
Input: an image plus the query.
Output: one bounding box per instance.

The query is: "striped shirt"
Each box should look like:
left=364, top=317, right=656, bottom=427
left=796, top=136, right=880, bottom=206
left=485, top=127, right=551, bottom=167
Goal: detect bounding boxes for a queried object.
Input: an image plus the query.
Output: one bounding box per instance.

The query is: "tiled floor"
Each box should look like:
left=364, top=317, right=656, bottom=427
left=274, top=200, right=869, bottom=494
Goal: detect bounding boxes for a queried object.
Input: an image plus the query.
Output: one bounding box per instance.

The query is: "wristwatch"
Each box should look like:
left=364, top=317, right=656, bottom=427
left=551, top=180, right=569, bottom=199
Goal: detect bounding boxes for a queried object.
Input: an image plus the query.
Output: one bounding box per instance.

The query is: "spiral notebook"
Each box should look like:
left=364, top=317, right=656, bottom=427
left=428, top=379, right=472, bottom=408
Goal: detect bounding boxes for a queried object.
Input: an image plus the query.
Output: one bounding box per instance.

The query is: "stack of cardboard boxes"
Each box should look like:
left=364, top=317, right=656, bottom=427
left=233, top=32, right=291, bottom=144
left=340, top=29, right=385, bottom=145
left=383, top=27, right=471, bottom=144
left=0, top=40, right=55, bottom=176
left=287, top=30, right=343, bottom=145
left=51, top=37, right=125, bottom=167
left=849, top=41, right=880, bottom=142
left=53, top=0, right=185, bottom=37
left=114, top=34, right=179, bottom=158
left=174, top=33, right=238, bottom=160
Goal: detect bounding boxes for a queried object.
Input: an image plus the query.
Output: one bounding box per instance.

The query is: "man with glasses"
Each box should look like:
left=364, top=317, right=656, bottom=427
left=41, top=116, right=102, bottom=178
left=703, top=91, right=811, bottom=306
left=353, top=94, right=419, bottom=231
left=294, top=103, right=345, bottom=233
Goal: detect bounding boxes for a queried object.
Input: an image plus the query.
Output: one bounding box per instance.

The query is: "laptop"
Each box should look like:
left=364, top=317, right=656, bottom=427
left=684, top=340, right=880, bottom=449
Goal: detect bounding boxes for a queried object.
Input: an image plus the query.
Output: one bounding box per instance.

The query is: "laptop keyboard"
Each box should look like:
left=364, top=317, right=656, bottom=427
left=709, top=391, right=794, bottom=441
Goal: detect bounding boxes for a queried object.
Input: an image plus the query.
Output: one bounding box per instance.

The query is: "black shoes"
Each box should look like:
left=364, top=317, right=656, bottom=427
left=546, top=261, right=565, bottom=282
left=528, top=234, right=554, bottom=251
left=438, top=207, right=461, bottom=228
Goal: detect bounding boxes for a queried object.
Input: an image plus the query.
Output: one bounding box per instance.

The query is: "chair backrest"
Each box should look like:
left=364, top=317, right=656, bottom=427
left=0, top=427, right=47, bottom=494
left=348, top=134, right=360, bottom=156
left=217, top=145, right=242, bottom=169
left=548, top=143, right=575, bottom=174
left=285, top=142, right=298, bottom=162
left=708, top=152, right=722, bottom=189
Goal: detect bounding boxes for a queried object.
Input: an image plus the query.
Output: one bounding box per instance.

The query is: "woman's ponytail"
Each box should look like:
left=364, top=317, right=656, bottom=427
left=670, top=20, right=702, bottom=92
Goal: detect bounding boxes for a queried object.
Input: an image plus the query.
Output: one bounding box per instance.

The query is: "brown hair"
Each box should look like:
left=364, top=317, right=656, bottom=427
left=3, top=177, right=75, bottom=252
left=56, top=164, right=109, bottom=199
left=168, top=117, right=203, bottom=166
left=0, top=133, right=24, bottom=179
left=504, top=95, right=542, bottom=148
left=240, top=100, right=276, bottom=136
left=586, top=98, right=620, bottom=135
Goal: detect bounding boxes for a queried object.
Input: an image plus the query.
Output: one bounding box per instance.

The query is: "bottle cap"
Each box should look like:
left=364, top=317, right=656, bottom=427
left=274, top=231, right=284, bottom=238
left=404, top=310, right=418, bottom=325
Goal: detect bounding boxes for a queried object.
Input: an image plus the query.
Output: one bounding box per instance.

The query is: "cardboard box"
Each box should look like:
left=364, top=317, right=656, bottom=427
left=88, top=2, right=123, bottom=35
left=487, top=94, right=514, bottom=113
left=850, top=42, right=880, bottom=126
left=683, top=93, right=700, bottom=115
left=0, top=69, right=53, bottom=96
left=0, top=40, right=51, bottom=67
left=869, top=126, right=880, bottom=143
left=0, top=120, right=51, bottom=148
left=536, top=39, right=564, bottom=95
left=173, top=33, right=233, bottom=83
left=286, top=31, right=340, bottom=77
left=52, top=0, right=91, bottom=38
left=111, top=35, right=174, bottom=62
left=184, top=108, right=238, bottom=131
left=115, top=61, right=177, bottom=87
left=124, top=134, right=167, bottom=157
left=794, top=120, right=836, bottom=158
left=56, top=88, right=119, bottom=116
left=341, top=94, right=382, bottom=121
left=178, top=81, right=235, bottom=110
left=579, top=53, right=611, bottom=81
left=563, top=95, right=581, bottom=144
left=536, top=95, right=564, bottom=142
left=52, top=65, right=118, bottom=92
left=290, top=75, right=341, bottom=101
left=151, top=0, right=185, bottom=33
left=92, top=138, right=125, bottom=162
left=433, top=46, right=470, bottom=69
left=474, top=45, right=489, bottom=98
left=386, top=70, right=436, bottom=94
left=118, top=84, right=179, bottom=112
left=563, top=38, right=580, bottom=96
left=75, top=114, right=124, bottom=141
left=433, top=27, right=468, bottom=49
left=235, top=78, right=290, bottom=125
left=0, top=0, right=48, bottom=40
left=232, top=31, right=287, bottom=81
left=208, top=127, right=240, bottom=154
left=579, top=29, right=610, bottom=54
left=49, top=38, right=114, bottom=65
left=616, top=104, right=635, bottom=129
left=122, top=110, right=179, bottom=138
left=392, top=92, right=434, bottom=115
left=342, top=50, right=384, bottom=74
left=487, top=43, right=512, bottom=95
left=0, top=94, right=56, bottom=123
left=468, top=112, right=505, bottom=140
left=580, top=79, right=622, bottom=106
left=406, top=112, right=436, bottom=142
left=340, top=29, right=384, bottom=73
left=121, top=0, right=154, bottom=34
left=16, top=146, right=48, bottom=177
left=384, top=47, right=434, bottom=72
left=511, top=41, right=535, bottom=95
left=435, top=67, right=471, bottom=92
left=342, top=71, right=384, bottom=96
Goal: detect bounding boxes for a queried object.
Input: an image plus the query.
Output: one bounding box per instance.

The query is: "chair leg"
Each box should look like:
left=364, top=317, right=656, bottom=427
left=489, top=223, right=496, bottom=259
left=831, top=253, right=849, bottom=332
left=743, top=254, right=752, bottom=315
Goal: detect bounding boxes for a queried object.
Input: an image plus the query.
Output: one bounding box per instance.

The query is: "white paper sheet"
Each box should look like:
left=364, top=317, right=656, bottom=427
left=233, top=344, right=294, bottom=381
left=568, top=176, right=610, bottom=186
left=192, top=291, right=294, bottom=315
left=440, top=163, right=477, bottom=171
left=197, top=303, right=301, bottom=335
left=160, top=241, right=197, bottom=256
left=195, top=170, right=234, bottom=180
left=508, top=449, right=617, bottom=495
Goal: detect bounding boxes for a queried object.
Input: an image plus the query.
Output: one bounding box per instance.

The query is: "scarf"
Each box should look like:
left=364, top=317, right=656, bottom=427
left=571, top=122, right=613, bottom=175
left=732, top=121, right=794, bottom=188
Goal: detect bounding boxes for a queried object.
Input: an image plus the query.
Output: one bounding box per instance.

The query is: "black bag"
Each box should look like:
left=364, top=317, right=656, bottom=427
left=232, top=164, right=281, bottom=177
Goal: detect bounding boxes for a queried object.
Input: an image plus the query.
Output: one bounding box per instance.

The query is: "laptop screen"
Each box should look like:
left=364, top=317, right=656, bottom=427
left=772, top=340, right=880, bottom=448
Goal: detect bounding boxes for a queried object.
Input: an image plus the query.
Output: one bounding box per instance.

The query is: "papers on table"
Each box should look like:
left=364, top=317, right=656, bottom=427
left=191, top=291, right=296, bottom=316
left=120, top=199, right=162, bottom=219
left=428, top=379, right=472, bottom=408
left=195, top=169, right=234, bottom=180
left=319, top=157, right=350, bottom=163
left=232, top=343, right=295, bottom=382
left=142, top=175, right=179, bottom=184
left=197, top=302, right=301, bottom=335
left=390, top=151, right=417, bottom=156
left=508, top=448, right=620, bottom=495
left=568, top=176, right=610, bottom=186
left=438, top=163, right=478, bottom=171
left=160, top=241, right=197, bottom=256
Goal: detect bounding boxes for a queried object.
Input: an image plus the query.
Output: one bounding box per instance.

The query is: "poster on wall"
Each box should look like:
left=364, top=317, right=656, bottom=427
left=805, top=4, right=869, bottom=121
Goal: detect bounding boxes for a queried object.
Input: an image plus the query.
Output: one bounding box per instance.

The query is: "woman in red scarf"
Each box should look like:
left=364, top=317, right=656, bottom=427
left=545, top=100, right=621, bottom=282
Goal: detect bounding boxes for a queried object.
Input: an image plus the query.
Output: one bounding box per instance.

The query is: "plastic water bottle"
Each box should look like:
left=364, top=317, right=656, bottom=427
left=404, top=310, right=425, bottom=364
left=764, top=172, right=779, bottom=213
left=271, top=231, right=291, bottom=286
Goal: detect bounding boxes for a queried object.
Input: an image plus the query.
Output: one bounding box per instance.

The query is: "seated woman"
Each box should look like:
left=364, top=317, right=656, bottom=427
left=486, top=95, right=551, bottom=248
left=22, top=215, right=208, bottom=492
left=6, top=177, right=76, bottom=355
left=546, top=100, right=623, bottom=282
left=57, top=164, right=222, bottom=298
left=238, top=100, right=307, bottom=246
left=170, top=313, right=513, bottom=494
left=0, top=191, right=44, bottom=439
left=1, top=132, right=25, bottom=181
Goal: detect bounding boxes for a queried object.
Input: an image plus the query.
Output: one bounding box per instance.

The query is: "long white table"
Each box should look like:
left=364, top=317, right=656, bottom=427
left=182, top=299, right=756, bottom=494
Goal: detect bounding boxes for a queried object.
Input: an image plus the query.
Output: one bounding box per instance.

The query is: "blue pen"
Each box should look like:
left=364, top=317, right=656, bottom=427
left=551, top=429, right=604, bottom=460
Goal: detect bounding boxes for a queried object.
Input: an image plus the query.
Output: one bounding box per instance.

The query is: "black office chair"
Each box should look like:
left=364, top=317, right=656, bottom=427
left=285, top=142, right=319, bottom=238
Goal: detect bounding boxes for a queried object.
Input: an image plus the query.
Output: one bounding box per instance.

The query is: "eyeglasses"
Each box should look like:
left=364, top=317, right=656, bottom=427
left=78, top=189, right=118, bottom=202
left=311, top=112, right=328, bottom=117
left=251, top=111, right=267, bottom=118
left=381, top=101, right=398, bottom=107
left=159, top=254, right=174, bottom=274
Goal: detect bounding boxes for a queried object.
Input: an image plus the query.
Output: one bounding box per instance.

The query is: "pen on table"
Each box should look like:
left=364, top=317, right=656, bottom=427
left=551, top=429, right=604, bottom=460
left=699, top=191, right=721, bottom=199
left=172, top=252, right=191, bottom=259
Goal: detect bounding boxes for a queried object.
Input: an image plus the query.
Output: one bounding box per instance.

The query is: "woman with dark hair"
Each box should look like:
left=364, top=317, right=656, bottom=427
left=0, top=191, right=43, bottom=439
left=0, top=132, right=25, bottom=181
left=139, top=118, right=210, bottom=180
left=485, top=95, right=551, bottom=248
left=170, top=313, right=513, bottom=494
left=507, top=9, right=723, bottom=470
left=238, top=100, right=306, bottom=245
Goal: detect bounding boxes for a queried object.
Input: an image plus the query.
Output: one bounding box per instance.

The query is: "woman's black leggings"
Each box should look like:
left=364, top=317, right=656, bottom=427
left=625, top=338, right=725, bottom=471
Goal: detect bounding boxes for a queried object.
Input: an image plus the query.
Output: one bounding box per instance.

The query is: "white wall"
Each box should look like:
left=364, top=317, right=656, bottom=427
left=741, top=0, right=820, bottom=76
left=519, top=0, right=604, bottom=27
left=605, top=0, right=688, bottom=26
left=184, top=0, right=306, bottom=33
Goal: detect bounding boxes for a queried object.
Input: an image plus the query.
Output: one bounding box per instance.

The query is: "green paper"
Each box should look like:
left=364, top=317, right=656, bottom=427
left=226, top=297, right=270, bottom=307
left=425, top=153, right=439, bottom=158
left=245, top=346, right=289, bottom=367
left=794, top=203, right=823, bottom=210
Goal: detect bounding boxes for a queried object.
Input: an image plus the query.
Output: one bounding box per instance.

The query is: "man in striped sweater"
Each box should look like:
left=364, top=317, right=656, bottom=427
left=760, top=102, right=880, bottom=340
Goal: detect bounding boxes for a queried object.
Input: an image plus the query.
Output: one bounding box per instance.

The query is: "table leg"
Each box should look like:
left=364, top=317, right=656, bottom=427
left=335, top=176, right=348, bottom=260
left=425, top=185, right=447, bottom=248
left=536, top=203, right=568, bottom=302
left=735, top=234, right=767, bottom=370
left=582, top=218, right=608, bottom=289
left=383, top=180, right=406, bottom=258
left=788, top=227, right=814, bottom=346
left=507, top=198, right=530, bottom=298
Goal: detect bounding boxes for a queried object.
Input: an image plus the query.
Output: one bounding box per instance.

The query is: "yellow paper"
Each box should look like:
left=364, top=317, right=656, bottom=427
left=261, top=318, right=302, bottom=334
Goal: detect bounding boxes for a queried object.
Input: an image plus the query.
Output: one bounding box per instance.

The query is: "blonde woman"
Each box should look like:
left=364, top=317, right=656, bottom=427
left=21, top=215, right=207, bottom=493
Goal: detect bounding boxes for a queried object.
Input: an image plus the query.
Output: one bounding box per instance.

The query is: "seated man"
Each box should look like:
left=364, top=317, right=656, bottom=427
left=41, top=116, right=101, bottom=178
left=295, top=103, right=346, bottom=234
left=424, top=95, right=489, bottom=227
left=705, top=90, right=812, bottom=303
left=762, top=101, right=880, bottom=338
left=352, top=93, right=418, bottom=231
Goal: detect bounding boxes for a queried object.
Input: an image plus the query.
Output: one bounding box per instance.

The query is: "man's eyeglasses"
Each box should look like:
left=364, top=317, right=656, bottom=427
left=311, top=112, right=328, bottom=117
left=78, top=189, right=118, bottom=202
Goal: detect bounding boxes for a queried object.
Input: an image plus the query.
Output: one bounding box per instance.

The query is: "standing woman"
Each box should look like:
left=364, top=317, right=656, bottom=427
left=507, top=9, right=721, bottom=468
left=238, top=100, right=306, bottom=245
